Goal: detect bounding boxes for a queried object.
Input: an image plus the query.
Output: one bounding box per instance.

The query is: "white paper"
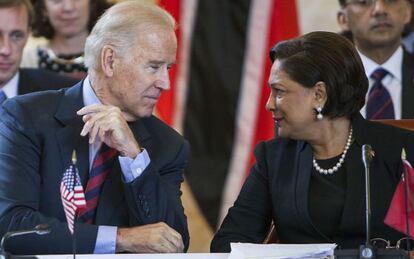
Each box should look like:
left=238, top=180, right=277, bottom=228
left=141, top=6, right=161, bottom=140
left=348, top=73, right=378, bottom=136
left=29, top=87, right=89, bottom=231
left=228, top=242, right=337, bottom=259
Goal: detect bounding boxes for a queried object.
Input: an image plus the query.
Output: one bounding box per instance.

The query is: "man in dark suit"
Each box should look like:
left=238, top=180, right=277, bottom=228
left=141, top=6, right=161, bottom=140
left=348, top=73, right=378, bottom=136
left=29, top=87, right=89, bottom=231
left=337, top=0, right=414, bottom=119
left=0, top=0, right=76, bottom=100
left=0, top=1, right=188, bottom=255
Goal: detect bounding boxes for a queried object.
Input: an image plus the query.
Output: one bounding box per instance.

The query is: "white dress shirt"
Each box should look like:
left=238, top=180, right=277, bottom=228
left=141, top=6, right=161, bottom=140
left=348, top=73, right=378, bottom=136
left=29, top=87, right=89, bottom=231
left=1, top=72, right=19, bottom=98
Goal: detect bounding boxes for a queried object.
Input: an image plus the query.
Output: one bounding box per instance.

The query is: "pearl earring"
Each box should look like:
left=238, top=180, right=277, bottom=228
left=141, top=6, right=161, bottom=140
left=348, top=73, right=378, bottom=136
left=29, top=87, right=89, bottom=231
left=316, top=107, right=323, bottom=120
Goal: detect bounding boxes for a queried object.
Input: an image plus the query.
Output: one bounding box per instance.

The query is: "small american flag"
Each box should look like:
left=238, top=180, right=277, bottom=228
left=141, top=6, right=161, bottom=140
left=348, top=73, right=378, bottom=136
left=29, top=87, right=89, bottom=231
left=60, top=152, right=86, bottom=234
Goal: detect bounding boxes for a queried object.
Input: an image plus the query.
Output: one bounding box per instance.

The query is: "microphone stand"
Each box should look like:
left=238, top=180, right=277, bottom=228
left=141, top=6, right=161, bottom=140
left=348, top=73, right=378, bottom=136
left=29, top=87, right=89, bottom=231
left=0, top=224, right=51, bottom=259
left=359, top=144, right=375, bottom=259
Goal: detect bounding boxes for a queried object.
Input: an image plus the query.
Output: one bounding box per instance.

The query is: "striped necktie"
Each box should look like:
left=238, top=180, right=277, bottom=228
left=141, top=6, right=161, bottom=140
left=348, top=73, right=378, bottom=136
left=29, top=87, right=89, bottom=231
left=366, top=68, right=395, bottom=119
left=0, top=90, right=7, bottom=105
left=78, top=144, right=118, bottom=224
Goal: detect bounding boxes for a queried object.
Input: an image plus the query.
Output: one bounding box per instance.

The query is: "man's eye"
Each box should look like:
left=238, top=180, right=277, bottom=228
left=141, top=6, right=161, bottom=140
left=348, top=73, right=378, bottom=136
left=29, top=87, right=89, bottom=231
left=352, top=0, right=371, bottom=5
left=11, top=32, right=24, bottom=42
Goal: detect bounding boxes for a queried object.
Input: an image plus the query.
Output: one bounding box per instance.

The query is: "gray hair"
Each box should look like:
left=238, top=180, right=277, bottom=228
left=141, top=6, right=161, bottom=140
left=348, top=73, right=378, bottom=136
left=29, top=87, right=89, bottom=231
left=84, top=0, right=176, bottom=71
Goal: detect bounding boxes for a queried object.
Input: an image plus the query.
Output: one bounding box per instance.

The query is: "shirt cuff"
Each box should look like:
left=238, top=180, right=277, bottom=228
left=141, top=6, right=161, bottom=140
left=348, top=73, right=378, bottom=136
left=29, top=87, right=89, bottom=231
left=94, top=225, right=117, bottom=254
left=118, top=148, right=150, bottom=183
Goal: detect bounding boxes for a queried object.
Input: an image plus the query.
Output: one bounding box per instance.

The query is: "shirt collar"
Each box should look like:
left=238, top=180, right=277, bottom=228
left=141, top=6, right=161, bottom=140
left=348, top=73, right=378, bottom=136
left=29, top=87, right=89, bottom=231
left=82, top=75, right=102, bottom=107
left=1, top=72, right=19, bottom=98
left=82, top=75, right=103, bottom=149
left=358, top=46, right=402, bottom=81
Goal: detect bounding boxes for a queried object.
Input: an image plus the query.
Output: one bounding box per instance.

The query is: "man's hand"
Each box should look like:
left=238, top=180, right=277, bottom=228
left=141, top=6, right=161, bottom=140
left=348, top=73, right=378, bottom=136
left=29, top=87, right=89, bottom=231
left=77, top=104, right=141, bottom=158
left=116, top=222, right=184, bottom=253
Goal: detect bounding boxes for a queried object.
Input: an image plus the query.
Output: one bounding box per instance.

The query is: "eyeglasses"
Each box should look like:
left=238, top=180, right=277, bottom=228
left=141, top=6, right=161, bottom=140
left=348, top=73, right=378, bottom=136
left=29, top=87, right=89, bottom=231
left=345, top=0, right=406, bottom=7
left=371, top=237, right=414, bottom=250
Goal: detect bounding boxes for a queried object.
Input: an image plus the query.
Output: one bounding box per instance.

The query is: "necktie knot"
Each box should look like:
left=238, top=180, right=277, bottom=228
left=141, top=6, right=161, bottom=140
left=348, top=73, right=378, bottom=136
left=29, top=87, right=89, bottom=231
left=370, top=68, right=389, bottom=82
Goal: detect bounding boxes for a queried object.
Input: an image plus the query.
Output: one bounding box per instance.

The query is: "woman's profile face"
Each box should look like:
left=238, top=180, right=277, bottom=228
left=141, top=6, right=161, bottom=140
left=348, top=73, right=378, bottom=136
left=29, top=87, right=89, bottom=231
left=44, top=0, right=90, bottom=39
left=266, top=59, right=318, bottom=139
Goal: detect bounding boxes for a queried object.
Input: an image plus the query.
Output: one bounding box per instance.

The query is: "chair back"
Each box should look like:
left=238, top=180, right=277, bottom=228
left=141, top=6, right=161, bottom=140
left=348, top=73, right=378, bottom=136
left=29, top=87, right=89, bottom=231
left=375, top=119, right=414, bottom=131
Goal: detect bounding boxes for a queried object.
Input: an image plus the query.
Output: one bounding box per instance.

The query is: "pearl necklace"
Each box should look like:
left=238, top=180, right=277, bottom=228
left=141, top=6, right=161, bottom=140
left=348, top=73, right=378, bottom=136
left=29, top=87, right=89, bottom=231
left=312, top=128, right=353, bottom=175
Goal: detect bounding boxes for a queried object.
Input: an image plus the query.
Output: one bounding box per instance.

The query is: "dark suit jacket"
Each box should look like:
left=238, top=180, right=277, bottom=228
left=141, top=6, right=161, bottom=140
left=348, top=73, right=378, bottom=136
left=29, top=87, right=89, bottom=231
left=211, top=114, right=414, bottom=252
left=0, top=82, right=189, bottom=254
left=18, top=68, right=77, bottom=94
left=398, top=49, right=413, bottom=118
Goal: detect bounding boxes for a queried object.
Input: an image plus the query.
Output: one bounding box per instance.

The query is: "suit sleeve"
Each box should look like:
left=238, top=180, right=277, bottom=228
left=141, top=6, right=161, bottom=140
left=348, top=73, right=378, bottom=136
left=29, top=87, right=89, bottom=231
left=210, top=142, right=273, bottom=253
left=0, top=100, right=98, bottom=255
left=121, top=137, right=190, bottom=251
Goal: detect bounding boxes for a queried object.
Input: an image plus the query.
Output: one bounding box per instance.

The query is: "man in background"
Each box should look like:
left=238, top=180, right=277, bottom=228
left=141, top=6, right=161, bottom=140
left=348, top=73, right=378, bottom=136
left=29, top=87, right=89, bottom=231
left=0, top=0, right=76, bottom=103
left=0, top=1, right=188, bottom=255
left=337, top=0, right=414, bottom=119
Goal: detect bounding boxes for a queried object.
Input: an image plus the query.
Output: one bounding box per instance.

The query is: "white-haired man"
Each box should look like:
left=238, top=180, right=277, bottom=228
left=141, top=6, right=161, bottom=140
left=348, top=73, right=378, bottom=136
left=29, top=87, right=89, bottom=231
left=0, top=1, right=188, bottom=255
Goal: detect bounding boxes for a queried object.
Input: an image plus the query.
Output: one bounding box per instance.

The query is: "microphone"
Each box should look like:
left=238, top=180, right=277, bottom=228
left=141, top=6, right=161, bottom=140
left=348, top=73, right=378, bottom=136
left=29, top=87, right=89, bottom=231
left=0, top=224, right=51, bottom=259
left=362, top=144, right=374, bottom=170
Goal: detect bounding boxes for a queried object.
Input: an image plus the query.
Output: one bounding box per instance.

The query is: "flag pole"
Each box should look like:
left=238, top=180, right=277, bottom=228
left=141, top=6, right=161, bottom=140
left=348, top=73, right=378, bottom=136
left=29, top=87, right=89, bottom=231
left=72, top=150, right=77, bottom=259
left=401, top=149, right=411, bottom=252
left=73, top=220, right=76, bottom=259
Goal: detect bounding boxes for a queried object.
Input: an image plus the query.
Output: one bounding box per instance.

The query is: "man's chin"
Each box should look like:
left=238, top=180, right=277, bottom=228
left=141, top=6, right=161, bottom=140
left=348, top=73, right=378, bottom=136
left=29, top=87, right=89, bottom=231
left=369, top=33, right=399, bottom=45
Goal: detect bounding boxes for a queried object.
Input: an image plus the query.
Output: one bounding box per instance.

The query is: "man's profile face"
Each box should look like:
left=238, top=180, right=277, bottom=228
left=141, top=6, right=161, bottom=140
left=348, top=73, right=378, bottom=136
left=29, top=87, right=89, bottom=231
left=108, top=29, right=177, bottom=120
left=0, top=5, right=29, bottom=87
left=338, top=0, right=411, bottom=50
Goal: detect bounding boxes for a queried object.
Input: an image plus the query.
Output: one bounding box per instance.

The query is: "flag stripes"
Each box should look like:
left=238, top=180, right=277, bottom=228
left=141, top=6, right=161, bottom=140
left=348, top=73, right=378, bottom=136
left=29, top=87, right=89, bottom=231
left=60, top=164, right=86, bottom=234
left=219, top=0, right=275, bottom=223
left=155, top=0, right=299, bottom=228
left=183, top=0, right=252, bottom=227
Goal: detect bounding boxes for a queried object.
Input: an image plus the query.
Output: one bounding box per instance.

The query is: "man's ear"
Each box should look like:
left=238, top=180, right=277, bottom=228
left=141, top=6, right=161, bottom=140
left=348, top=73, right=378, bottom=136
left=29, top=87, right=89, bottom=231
left=337, top=10, right=350, bottom=32
left=313, top=81, right=327, bottom=106
left=100, top=45, right=116, bottom=77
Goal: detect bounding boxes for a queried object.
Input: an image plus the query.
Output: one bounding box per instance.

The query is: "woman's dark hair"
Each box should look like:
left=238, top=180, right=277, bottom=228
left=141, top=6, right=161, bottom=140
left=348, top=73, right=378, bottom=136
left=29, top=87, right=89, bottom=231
left=31, top=0, right=111, bottom=39
left=269, top=31, right=368, bottom=118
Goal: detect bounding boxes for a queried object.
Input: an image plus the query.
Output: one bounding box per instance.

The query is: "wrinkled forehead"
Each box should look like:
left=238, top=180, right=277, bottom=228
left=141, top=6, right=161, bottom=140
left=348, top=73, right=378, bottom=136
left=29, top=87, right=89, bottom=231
left=132, top=29, right=177, bottom=60
left=146, top=29, right=177, bottom=48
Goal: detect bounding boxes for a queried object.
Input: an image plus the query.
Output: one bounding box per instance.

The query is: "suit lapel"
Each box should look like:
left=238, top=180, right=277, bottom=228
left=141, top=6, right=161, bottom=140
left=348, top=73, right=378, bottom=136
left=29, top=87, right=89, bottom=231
left=128, top=117, right=152, bottom=152
left=339, top=143, right=365, bottom=232
left=54, top=82, right=90, bottom=184
left=338, top=114, right=366, bottom=234
left=295, top=142, right=312, bottom=224
left=295, top=142, right=331, bottom=241
left=401, top=50, right=414, bottom=118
